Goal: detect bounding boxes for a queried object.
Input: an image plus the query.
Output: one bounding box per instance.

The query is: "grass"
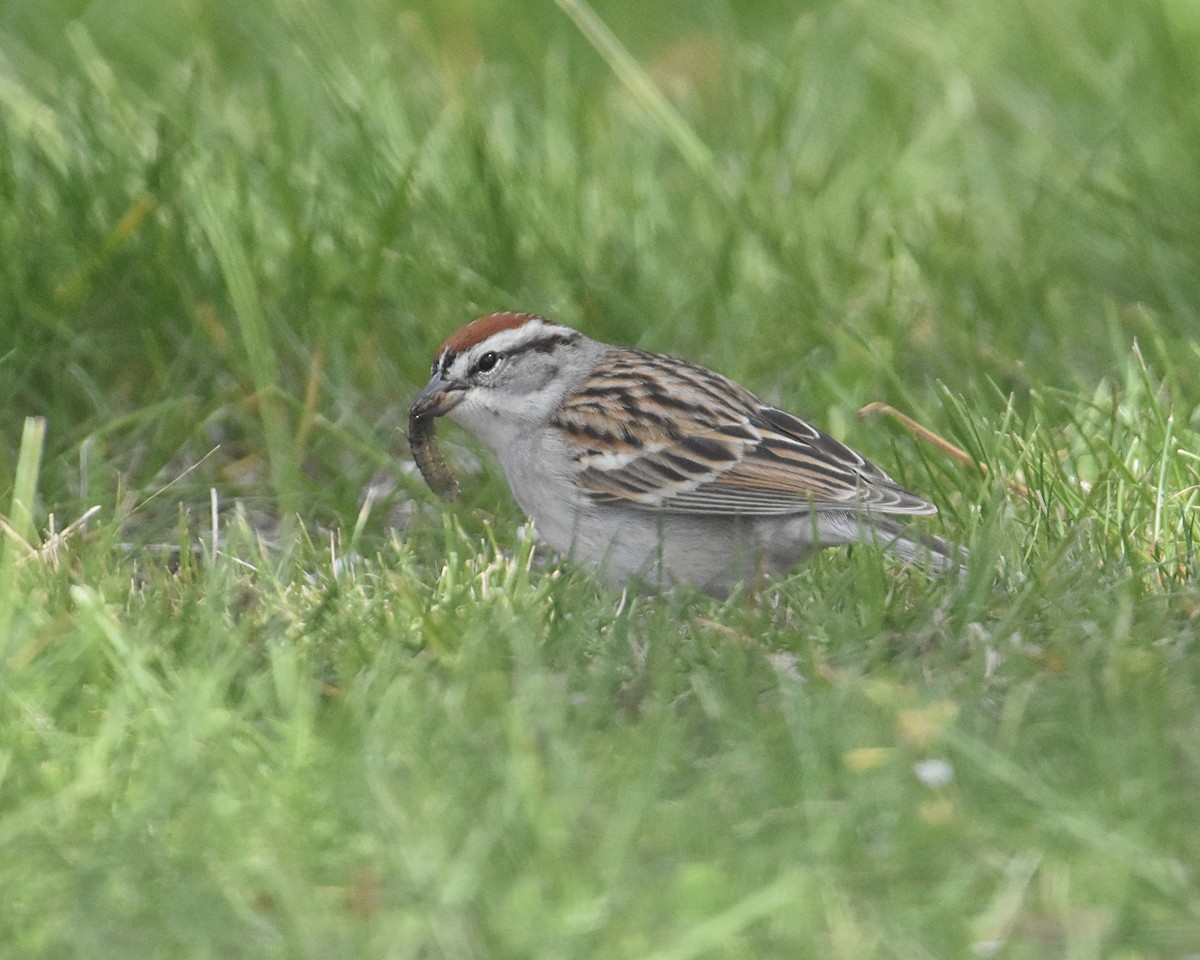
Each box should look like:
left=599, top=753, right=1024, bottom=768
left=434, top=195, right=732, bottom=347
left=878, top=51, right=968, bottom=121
left=2, top=0, right=1199, bottom=956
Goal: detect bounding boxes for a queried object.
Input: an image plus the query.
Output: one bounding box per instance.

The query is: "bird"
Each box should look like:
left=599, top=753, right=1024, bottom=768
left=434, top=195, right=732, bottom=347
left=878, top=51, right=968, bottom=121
left=410, top=312, right=964, bottom=597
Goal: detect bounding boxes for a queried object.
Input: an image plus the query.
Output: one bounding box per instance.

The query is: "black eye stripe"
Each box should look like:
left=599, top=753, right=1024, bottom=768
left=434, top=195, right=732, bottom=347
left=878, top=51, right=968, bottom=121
left=472, top=351, right=501, bottom=374
left=437, top=327, right=582, bottom=381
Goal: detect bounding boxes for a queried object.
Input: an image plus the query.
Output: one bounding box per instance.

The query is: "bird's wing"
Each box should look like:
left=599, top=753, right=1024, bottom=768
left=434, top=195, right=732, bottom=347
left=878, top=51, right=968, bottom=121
left=552, top=349, right=936, bottom=518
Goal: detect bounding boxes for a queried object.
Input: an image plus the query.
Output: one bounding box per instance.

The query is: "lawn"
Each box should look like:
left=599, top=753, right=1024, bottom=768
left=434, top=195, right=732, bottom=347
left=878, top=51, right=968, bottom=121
left=2, top=0, right=1199, bottom=956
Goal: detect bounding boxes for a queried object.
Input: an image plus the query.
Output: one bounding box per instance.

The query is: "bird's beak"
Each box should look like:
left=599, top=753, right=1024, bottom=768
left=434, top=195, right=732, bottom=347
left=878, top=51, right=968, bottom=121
left=410, top=374, right=465, bottom=419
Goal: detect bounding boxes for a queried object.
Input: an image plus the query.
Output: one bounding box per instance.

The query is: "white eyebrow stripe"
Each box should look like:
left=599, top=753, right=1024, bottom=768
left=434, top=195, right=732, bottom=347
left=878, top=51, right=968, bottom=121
left=463, top=319, right=574, bottom=357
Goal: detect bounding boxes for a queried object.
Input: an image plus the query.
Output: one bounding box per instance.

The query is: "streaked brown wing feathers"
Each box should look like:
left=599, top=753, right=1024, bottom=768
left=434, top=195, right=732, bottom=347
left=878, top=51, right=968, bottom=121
left=554, top=348, right=935, bottom=517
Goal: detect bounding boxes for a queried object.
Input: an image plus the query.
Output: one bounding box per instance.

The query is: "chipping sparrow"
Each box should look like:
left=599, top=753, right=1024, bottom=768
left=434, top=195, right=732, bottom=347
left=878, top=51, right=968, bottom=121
left=411, top=312, right=964, bottom=596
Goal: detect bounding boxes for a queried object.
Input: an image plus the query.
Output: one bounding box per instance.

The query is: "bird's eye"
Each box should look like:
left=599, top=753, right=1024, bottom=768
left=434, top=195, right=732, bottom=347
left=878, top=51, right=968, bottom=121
left=474, top=351, right=501, bottom=374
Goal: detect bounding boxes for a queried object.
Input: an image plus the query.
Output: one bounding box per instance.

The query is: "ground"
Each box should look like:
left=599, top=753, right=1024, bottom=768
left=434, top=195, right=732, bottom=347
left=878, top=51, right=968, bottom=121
left=1, top=0, right=1198, bottom=956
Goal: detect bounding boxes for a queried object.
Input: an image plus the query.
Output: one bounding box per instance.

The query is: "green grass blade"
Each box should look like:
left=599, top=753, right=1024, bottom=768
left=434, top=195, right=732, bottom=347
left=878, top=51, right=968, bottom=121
left=0, top=416, right=46, bottom=656
left=552, top=0, right=729, bottom=205
left=190, top=175, right=300, bottom=520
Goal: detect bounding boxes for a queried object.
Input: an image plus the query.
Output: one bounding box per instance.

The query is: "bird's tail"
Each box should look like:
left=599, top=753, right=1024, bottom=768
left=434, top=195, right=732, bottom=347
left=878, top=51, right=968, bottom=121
left=870, top=517, right=968, bottom=579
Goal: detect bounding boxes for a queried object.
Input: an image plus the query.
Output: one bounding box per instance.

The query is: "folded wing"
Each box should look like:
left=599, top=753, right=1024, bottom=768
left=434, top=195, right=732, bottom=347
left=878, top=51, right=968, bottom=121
left=553, top=348, right=935, bottom=518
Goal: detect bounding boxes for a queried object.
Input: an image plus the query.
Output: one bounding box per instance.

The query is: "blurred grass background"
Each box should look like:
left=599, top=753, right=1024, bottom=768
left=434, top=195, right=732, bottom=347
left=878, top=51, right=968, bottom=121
left=2, top=0, right=1199, bottom=956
